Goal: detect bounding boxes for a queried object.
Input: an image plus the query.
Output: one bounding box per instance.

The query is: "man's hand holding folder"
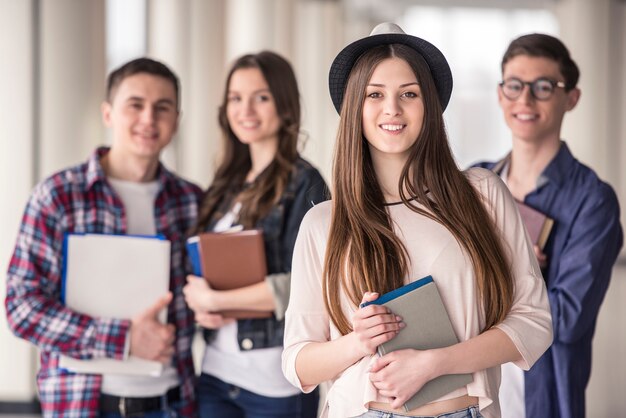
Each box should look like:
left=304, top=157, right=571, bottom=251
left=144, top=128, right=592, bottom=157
left=60, top=233, right=173, bottom=376
left=130, top=292, right=176, bottom=364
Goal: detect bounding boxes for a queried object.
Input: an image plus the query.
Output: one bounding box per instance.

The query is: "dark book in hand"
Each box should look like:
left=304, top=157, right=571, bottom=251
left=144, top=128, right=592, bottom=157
left=515, top=200, right=554, bottom=250
left=187, top=229, right=271, bottom=318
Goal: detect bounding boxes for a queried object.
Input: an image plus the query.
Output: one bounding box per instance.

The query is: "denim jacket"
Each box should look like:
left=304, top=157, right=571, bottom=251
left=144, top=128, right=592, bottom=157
left=204, top=157, right=328, bottom=350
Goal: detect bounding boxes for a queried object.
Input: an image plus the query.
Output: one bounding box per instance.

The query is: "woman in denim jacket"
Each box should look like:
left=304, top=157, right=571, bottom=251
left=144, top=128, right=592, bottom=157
left=183, top=51, right=326, bottom=418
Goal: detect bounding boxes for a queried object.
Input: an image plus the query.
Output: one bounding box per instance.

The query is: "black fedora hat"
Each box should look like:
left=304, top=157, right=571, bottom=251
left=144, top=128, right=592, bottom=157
left=328, top=22, right=453, bottom=114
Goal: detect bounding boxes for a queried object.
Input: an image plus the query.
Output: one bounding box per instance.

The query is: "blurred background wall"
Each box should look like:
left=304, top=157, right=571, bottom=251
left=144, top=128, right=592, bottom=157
left=1, top=0, right=624, bottom=416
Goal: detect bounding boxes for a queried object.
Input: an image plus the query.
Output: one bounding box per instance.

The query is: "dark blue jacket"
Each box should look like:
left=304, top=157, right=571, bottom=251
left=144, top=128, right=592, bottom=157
left=474, top=142, right=623, bottom=418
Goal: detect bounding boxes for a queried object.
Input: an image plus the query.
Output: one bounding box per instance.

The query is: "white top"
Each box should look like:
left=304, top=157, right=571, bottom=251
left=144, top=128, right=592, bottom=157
left=282, top=168, right=553, bottom=418
left=201, top=201, right=300, bottom=397
left=102, top=178, right=179, bottom=397
left=497, top=161, right=527, bottom=418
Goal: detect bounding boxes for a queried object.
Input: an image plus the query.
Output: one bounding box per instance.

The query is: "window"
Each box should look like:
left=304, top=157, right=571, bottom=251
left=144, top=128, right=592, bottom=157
left=401, top=6, right=558, bottom=167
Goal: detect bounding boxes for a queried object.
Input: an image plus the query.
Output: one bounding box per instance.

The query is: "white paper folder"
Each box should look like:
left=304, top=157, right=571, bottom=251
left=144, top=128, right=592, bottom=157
left=59, top=233, right=171, bottom=376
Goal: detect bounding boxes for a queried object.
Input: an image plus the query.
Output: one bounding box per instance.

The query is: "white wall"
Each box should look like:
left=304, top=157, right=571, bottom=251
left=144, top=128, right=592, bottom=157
left=38, top=0, right=106, bottom=178
left=582, top=2, right=626, bottom=415
left=0, top=0, right=38, bottom=402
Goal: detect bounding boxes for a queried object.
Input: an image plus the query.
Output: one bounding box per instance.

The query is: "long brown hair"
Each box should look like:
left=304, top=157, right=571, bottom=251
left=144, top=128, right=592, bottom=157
left=323, top=44, right=513, bottom=335
left=193, top=51, right=300, bottom=233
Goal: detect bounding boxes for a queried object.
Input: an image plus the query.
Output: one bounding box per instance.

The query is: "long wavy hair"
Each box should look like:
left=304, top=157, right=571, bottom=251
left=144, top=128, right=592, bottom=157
left=323, top=44, right=513, bottom=335
left=193, top=51, right=300, bottom=233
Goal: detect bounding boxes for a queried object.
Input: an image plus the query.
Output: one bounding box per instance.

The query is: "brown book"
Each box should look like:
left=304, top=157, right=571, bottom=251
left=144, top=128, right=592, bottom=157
left=187, top=229, right=271, bottom=318
left=515, top=200, right=554, bottom=250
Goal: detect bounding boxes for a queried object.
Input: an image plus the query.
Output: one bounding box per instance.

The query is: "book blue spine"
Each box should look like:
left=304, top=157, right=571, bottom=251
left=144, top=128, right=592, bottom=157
left=186, top=239, right=203, bottom=276
left=360, top=275, right=434, bottom=308
left=60, top=233, right=71, bottom=305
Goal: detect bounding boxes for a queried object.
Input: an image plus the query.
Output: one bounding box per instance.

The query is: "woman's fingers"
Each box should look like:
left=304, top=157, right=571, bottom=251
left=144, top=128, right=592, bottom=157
left=354, top=311, right=404, bottom=335
left=351, top=294, right=405, bottom=355
left=359, top=291, right=380, bottom=305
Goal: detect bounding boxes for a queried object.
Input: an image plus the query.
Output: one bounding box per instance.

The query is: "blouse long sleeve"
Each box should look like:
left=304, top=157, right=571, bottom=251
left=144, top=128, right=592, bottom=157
left=470, top=168, right=553, bottom=370
left=281, top=201, right=332, bottom=393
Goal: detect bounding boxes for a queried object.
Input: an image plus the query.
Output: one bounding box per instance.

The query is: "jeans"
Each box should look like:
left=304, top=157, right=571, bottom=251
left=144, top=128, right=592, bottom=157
left=197, top=373, right=318, bottom=418
left=356, top=405, right=482, bottom=418
left=99, top=399, right=181, bottom=418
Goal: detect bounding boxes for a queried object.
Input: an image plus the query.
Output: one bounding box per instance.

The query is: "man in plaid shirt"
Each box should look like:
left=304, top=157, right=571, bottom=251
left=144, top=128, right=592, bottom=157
left=5, top=58, right=201, bottom=418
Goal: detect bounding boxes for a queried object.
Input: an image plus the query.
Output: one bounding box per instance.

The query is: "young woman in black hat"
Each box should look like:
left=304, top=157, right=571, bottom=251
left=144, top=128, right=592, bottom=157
left=183, top=51, right=326, bottom=418
left=282, top=23, right=552, bottom=418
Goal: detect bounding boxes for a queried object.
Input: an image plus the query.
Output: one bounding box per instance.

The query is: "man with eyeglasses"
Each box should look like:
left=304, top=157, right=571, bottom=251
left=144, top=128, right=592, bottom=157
left=474, top=34, right=622, bottom=418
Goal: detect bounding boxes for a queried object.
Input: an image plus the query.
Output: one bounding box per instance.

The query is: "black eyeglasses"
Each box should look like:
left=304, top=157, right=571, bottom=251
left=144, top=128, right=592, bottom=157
left=499, top=77, right=566, bottom=101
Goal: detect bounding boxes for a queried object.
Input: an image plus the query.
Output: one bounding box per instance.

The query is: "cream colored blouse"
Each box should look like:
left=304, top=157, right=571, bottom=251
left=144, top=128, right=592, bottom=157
left=282, top=168, right=553, bottom=418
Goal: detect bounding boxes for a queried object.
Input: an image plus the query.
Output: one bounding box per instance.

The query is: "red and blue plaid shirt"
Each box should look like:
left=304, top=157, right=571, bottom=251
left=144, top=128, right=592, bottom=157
left=5, top=147, right=202, bottom=418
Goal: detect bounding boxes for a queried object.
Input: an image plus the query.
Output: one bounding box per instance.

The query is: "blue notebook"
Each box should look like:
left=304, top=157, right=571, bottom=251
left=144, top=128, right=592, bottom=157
left=362, top=275, right=473, bottom=411
left=186, top=238, right=203, bottom=277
